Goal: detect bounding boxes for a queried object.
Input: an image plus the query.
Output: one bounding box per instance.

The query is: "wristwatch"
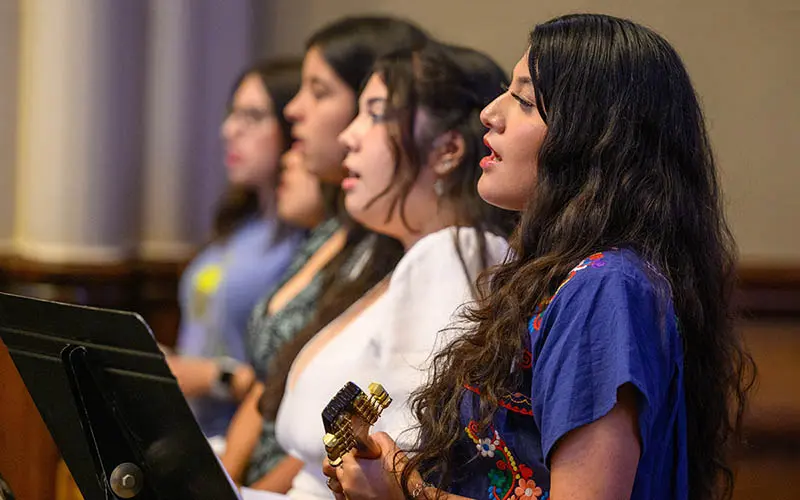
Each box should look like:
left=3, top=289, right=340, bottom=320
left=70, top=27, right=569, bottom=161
left=210, top=356, right=240, bottom=400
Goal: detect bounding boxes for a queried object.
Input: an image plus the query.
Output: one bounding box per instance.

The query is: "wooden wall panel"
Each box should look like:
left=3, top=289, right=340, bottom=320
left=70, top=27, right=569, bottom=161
left=0, top=341, right=59, bottom=500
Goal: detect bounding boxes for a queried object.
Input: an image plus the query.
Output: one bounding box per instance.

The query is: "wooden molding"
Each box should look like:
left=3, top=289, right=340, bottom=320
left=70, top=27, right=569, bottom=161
left=0, top=256, right=188, bottom=343
left=738, top=263, right=800, bottom=288
left=0, top=255, right=135, bottom=281
left=735, top=263, right=800, bottom=318
left=1, top=256, right=797, bottom=315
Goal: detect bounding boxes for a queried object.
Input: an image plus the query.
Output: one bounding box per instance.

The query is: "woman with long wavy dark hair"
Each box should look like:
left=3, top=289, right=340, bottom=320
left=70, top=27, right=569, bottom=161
left=323, top=13, right=754, bottom=500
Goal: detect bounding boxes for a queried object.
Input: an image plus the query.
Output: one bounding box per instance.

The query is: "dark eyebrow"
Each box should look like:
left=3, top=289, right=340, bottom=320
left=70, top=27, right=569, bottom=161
left=515, top=75, right=533, bottom=87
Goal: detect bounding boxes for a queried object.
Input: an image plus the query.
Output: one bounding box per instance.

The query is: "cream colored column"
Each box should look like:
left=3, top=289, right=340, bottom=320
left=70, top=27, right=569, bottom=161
left=0, top=1, right=20, bottom=256
left=138, top=0, right=254, bottom=261
left=14, top=0, right=147, bottom=264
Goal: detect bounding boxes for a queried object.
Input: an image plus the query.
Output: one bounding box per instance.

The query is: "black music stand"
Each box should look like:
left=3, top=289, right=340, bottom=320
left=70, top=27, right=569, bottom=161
left=0, top=292, right=240, bottom=500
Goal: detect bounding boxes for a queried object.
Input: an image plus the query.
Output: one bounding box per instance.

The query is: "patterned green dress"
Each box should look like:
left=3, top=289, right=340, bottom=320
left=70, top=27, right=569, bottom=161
left=243, top=217, right=340, bottom=484
left=244, top=217, right=374, bottom=484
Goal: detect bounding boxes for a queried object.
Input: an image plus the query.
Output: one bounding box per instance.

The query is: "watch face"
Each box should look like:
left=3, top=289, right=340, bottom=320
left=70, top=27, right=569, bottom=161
left=220, top=370, right=234, bottom=387
left=218, top=357, right=239, bottom=387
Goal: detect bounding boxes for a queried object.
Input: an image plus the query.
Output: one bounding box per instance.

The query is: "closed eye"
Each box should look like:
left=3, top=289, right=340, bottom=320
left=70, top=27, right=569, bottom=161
left=365, top=97, right=388, bottom=123
left=501, top=83, right=535, bottom=109
left=510, top=91, right=535, bottom=109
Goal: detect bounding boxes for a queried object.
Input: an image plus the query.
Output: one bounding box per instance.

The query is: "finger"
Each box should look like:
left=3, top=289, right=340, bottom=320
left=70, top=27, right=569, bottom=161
left=369, top=432, right=407, bottom=471
left=369, top=432, right=398, bottom=453
left=326, top=476, right=344, bottom=495
left=322, top=457, right=338, bottom=479
left=339, top=450, right=359, bottom=469
left=336, top=451, right=360, bottom=486
left=352, top=431, right=396, bottom=461
left=354, top=433, right=382, bottom=459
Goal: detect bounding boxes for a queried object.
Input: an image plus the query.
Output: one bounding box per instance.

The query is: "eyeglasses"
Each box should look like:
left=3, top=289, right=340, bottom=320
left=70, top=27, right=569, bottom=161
left=224, top=106, right=275, bottom=129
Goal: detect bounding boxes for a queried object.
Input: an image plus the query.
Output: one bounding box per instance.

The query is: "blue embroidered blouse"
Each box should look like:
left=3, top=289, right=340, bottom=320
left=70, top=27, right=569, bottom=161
left=451, top=249, right=688, bottom=500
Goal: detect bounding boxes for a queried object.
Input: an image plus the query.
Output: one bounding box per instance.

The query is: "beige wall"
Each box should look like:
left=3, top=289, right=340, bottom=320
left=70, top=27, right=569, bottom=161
left=260, top=0, right=800, bottom=264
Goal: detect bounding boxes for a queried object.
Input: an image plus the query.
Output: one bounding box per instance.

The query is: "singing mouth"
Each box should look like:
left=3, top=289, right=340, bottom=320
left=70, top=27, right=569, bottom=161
left=483, top=136, right=502, bottom=161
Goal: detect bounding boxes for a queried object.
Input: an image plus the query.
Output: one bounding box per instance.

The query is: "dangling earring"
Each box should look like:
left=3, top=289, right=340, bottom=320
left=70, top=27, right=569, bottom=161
left=434, top=160, right=451, bottom=197
left=434, top=179, right=445, bottom=197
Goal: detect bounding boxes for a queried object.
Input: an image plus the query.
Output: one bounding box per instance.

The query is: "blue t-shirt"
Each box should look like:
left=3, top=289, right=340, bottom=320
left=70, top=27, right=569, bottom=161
left=176, top=217, right=304, bottom=437
left=453, top=249, right=687, bottom=500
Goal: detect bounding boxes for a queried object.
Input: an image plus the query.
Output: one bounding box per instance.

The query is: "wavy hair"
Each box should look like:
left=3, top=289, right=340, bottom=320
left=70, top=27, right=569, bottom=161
left=403, top=14, right=754, bottom=500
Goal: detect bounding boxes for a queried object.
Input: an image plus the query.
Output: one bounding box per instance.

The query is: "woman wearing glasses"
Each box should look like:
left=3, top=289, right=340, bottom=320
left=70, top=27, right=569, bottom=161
left=167, top=59, right=307, bottom=441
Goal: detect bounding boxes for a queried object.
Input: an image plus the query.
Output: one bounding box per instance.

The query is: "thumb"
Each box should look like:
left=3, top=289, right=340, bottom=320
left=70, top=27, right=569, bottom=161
left=368, top=432, right=408, bottom=472
left=369, top=432, right=398, bottom=454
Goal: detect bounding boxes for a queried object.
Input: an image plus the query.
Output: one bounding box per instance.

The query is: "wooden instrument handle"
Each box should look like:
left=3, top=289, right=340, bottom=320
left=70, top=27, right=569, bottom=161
left=351, top=414, right=381, bottom=459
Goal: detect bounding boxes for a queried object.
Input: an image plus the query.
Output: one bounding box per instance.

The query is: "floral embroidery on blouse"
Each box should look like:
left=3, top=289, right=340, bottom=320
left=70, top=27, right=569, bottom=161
left=459, top=252, right=608, bottom=499
left=514, top=478, right=547, bottom=500
left=519, top=348, right=533, bottom=370
left=554, top=252, right=606, bottom=298
left=464, top=384, right=533, bottom=416
left=464, top=422, right=547, bottom=500
left=529, top=252, right=607, bottom=333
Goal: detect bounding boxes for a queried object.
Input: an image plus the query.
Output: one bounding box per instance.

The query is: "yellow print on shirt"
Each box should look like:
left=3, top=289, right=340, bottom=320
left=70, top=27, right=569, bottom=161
left=190, top=263, right=223, bottom=319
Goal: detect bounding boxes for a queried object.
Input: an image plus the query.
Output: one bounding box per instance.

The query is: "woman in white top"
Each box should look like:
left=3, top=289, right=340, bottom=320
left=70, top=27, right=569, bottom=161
left=264, top=42, right=517, bottom=499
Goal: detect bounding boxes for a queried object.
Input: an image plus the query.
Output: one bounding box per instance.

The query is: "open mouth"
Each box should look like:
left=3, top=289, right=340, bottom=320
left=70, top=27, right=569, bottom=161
left=341, top=168, right=360, bottom=190
left=290, top=132, right=305, bottom=150
left=483, top=138, right=502, bottom=162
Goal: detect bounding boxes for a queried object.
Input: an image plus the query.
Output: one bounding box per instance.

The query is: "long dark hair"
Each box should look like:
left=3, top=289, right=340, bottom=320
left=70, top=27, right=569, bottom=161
left=404, top=14, right=754, bottom=500
left=212, top=58, right=301, bottom=242
left=258, top=17, right=428, bottom=419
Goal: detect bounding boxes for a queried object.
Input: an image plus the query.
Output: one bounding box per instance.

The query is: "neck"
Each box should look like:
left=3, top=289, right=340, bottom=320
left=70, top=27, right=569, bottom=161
left=257, top=184, right=277, bottom=221
left=397, top=197, right=461, bottom=251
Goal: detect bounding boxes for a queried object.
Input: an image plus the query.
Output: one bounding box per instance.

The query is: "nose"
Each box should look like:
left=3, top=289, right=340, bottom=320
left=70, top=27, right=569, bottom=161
left=220, top=112, right=238, bottom=140
left=337, top=119, right=358, bottom=153
left=480, top=94, right=504, bottom=133
left=284, top=91, right=303, bottom=123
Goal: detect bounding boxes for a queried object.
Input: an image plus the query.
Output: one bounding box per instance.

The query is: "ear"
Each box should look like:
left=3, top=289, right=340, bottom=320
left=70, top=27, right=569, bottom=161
left=429, top=131, right=466, bottom=176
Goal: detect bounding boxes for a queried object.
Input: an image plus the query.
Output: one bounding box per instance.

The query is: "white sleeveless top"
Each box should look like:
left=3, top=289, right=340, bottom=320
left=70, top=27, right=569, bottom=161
left=274, top=227, right=509, bottom=500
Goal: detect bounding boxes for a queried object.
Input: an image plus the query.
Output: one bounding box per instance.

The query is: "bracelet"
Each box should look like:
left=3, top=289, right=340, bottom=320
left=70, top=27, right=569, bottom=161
left=209, top=356, right=240, bottom=400
left=411, top=481, right=432, bottom=499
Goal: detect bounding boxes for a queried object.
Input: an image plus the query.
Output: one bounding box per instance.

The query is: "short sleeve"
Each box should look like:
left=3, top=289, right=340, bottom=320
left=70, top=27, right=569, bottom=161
left=531, top=258, right=677, bottom=465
